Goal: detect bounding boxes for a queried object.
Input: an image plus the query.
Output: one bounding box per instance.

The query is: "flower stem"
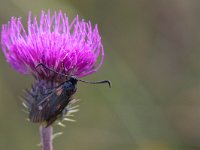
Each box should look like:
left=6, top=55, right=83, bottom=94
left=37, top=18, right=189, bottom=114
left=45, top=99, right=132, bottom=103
left=40, top=125, right=53, bottom=150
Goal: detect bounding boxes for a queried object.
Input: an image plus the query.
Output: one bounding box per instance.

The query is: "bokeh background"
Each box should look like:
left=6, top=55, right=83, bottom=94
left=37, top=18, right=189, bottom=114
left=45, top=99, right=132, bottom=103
left=1, top=0, right=200, bottom=150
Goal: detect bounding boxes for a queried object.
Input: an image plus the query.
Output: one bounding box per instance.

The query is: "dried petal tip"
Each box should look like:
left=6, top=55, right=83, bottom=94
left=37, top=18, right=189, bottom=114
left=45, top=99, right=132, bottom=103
left=1, top=10, right=104, bottom=81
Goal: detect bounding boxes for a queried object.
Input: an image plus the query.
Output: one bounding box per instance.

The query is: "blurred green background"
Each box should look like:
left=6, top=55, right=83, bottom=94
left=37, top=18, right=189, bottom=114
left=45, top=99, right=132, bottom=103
left=1, top=0, right=200, bottom=150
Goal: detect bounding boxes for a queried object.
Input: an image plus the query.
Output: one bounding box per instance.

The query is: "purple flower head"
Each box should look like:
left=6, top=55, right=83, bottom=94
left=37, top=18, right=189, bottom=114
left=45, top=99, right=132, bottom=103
left=1, top=10, right=104, bottom=82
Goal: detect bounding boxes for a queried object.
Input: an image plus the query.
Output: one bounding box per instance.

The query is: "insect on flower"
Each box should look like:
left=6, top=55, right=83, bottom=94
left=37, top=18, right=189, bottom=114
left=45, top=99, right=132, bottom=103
left=1, top=10, right=111, bottom=127
left=29, top=63, right=111, bottom=126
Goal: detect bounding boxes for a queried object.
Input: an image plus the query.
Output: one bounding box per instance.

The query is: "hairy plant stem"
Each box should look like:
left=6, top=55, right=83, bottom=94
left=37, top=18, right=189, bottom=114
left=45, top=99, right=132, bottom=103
left=40, top=125, right=53, bottom=150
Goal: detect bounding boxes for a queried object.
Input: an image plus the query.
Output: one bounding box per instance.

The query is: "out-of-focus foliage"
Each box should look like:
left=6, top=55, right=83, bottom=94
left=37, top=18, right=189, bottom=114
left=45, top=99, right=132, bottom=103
left=1, top=0, right=200, bottom=150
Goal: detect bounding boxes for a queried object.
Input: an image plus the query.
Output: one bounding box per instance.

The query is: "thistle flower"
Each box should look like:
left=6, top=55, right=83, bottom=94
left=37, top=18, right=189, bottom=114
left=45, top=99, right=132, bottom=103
left=1, top=10, right=109, bottom=150
left=1, top=10, right=104, bottom=82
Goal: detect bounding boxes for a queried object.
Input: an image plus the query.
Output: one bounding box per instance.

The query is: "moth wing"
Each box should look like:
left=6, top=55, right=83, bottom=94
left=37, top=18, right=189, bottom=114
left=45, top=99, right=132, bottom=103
left=29, top=86, right=63, bottom=123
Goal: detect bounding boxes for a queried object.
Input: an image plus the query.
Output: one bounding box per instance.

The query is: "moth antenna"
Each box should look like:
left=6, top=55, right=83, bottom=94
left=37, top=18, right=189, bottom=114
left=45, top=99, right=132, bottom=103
left=78, top=79, right=111, bottom=88
left=36, top=63, right=68, bottom=77
left=36, top=63, right=111, bottom=88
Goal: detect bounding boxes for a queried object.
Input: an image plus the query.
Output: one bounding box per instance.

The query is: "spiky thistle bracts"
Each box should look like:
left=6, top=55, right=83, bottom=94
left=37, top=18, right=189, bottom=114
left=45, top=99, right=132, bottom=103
left=22, top=79, right=79, bottom=126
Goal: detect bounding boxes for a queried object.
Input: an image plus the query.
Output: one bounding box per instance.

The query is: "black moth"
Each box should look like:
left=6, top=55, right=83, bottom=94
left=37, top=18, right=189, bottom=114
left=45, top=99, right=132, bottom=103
left=27, top=63, right=111, bottom=127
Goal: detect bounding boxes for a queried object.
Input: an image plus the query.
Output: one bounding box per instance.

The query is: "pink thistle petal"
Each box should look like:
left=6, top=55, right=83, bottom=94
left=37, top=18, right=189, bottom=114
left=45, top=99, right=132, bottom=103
left=1, top=10, right=104, bottom=81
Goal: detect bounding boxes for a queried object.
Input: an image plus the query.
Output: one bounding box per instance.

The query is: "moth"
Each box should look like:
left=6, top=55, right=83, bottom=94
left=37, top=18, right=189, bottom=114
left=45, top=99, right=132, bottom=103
left=28, top=63, right=111, bottom=126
